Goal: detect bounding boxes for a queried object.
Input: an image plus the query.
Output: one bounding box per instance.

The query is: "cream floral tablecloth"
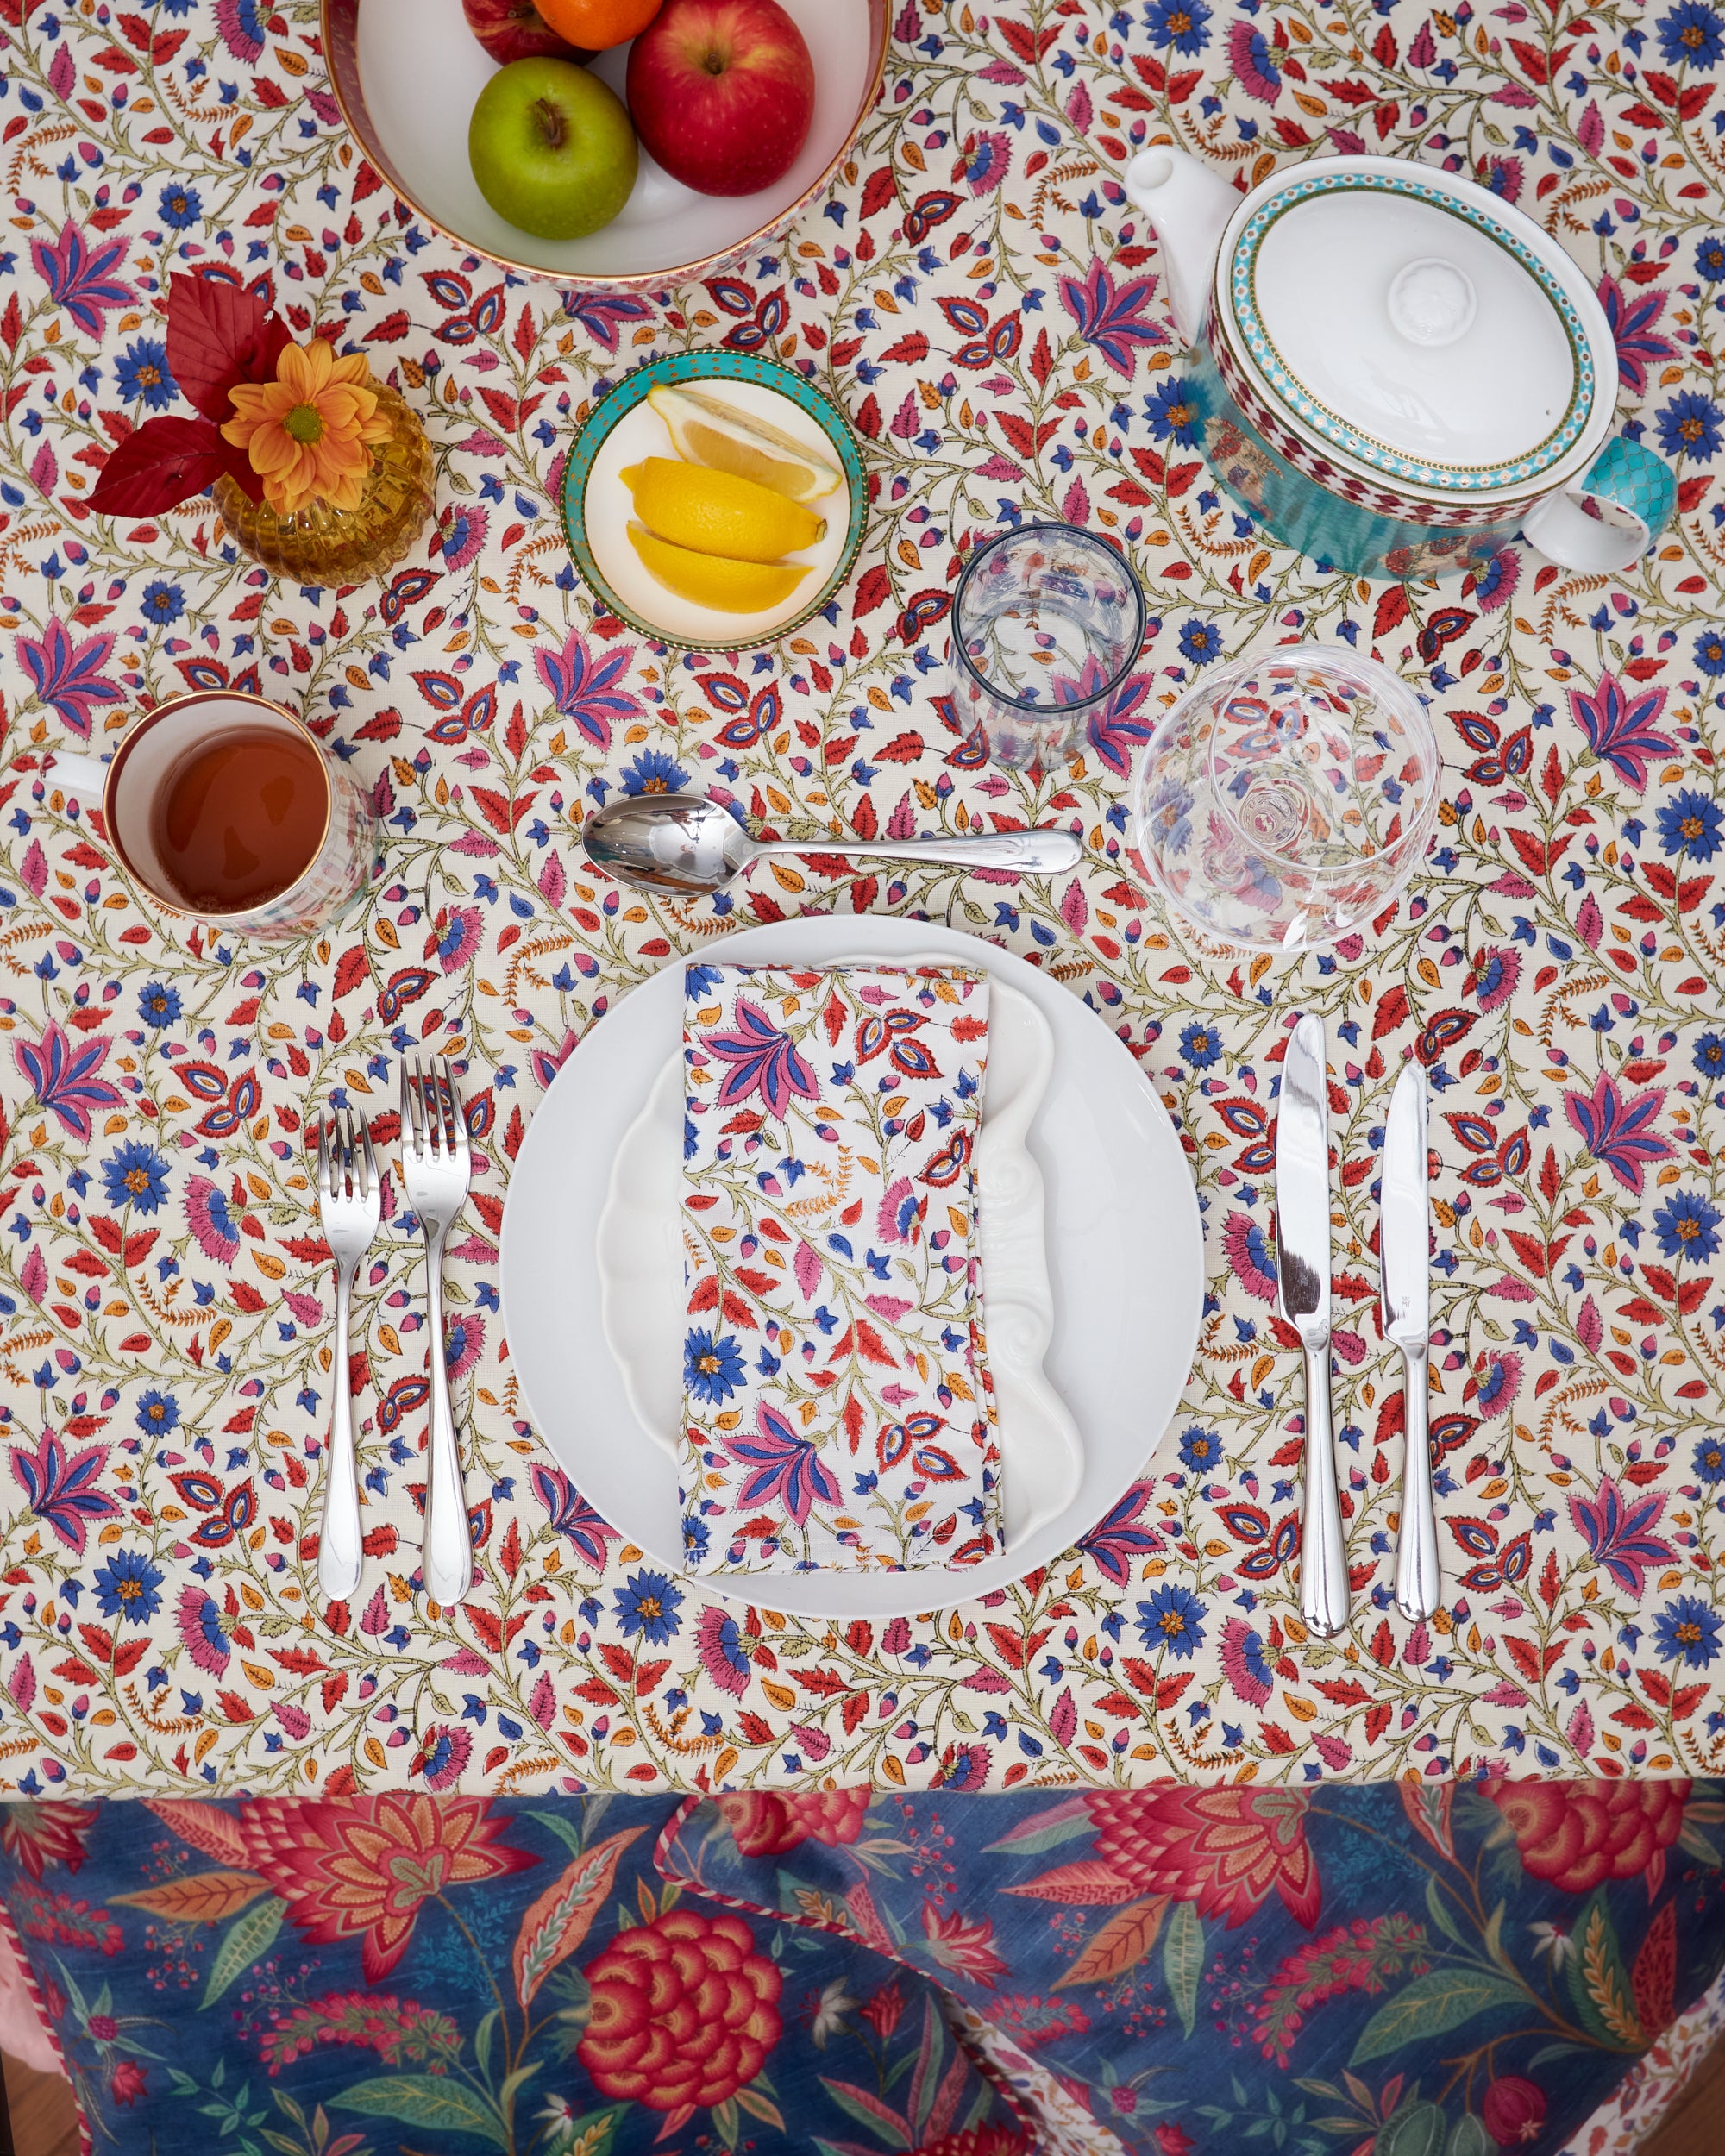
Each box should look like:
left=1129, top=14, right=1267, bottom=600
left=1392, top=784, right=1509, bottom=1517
left=1, top=0, right=1723, bottom=1797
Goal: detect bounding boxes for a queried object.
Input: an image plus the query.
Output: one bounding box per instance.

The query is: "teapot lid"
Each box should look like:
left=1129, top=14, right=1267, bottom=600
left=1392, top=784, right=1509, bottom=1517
left=1221, top=166, right=1600, bottom=496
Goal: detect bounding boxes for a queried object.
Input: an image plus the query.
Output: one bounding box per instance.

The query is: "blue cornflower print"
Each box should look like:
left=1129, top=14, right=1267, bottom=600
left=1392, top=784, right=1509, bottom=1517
left=1656, top=392, right=1724, bottom=460
left=93, top=1549, right=165, bottom=1626
left=1136, top=1583, right=1207, bottom=1659
left=1694, top=1432, right=1725, bottom=1482
left=138, top=981, right=182, bottom=1028
left=1695, top=1032, right=1725, bottom=1077
left=1697, top=234, right=1725, bottom=279
left=102, top=1141, right=171, bottom=1215
left=1145, top=0, right=1211, bottom=52
left=1654, top=1595, right=1723, bottom=1668
left=685, top=1328, right=745, bottom=1403
left=1179, top=619, right=1224, bottom=666
left=613, top=1569, right=683, bottom=1645
left=141, top=581, right=184, bottom=626
left=1653, top=1189, right=1722, bottom=1263
left=115, top=338, right=178, bottom=410
left=1696, top=627, right=1725, bottom=677
left=135, top=1391, right=180, bottom=1437
left=158, top=183, right=203, bottom=229
left=1179, top=1018, right=1222, bottom=1069
left=1178, top=1425, right=1222, bottom=1471
left=1657, top=788, right=1724, bottom=860
left=1658, top=0, right=1725, bottom=66
left=1146, top=377, right=1201, bottom=447
left=621, top=749, right=689, bottom=796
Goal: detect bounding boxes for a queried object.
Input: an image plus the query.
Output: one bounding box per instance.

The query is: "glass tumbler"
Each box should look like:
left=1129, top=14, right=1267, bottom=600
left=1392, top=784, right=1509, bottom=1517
left=1132, top=643, right=1440, bottom=950
left=947, top=523, right=1145, bottom=768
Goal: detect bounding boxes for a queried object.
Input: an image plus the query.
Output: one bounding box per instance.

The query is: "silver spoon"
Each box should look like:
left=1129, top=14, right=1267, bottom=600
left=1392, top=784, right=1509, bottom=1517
left=581, top=793, right=1083, bottom=896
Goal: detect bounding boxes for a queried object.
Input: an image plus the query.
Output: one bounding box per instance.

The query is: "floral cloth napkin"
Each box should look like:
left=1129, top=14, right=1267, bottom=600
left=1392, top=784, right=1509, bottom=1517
left=678, top=962, right=1002, bottom=1572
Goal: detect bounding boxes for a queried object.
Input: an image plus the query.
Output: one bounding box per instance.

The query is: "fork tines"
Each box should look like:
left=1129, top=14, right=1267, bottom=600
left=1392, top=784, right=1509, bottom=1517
left=399, top=1053, right=468, bottom=1160
left=316, top=1106, right=379, bottom=1204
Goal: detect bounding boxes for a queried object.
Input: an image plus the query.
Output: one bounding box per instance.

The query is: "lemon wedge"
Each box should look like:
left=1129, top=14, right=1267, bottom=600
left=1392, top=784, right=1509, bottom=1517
left=628, top=523, right=811, bottom=614
left=648, top=383, right=844, bottom=504
left=620, top=457, right=825, bottom=563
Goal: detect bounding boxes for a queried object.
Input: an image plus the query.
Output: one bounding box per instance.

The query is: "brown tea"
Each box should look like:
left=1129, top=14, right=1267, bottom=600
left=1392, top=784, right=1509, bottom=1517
left=151, top=725, right=328, bottom=913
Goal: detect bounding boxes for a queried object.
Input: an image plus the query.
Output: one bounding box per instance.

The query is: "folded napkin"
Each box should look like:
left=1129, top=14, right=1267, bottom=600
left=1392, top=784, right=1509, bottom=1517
left=678, top=962, right=1001, bottom=1573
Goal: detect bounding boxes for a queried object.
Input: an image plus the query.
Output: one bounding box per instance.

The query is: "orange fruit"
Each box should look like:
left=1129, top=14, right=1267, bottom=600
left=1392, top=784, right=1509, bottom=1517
left=535, top=0, right=662, bottom=47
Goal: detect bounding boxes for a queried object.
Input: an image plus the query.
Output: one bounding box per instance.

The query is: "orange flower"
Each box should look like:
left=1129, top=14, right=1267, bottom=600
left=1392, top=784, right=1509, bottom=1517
left=222, top=337, right=392, bottom=516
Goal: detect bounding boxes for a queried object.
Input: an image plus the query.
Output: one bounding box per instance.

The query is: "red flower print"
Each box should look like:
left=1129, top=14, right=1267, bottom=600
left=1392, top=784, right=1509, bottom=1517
left=857, top=1979, right=904, bottom=2039
left=910, top=2132, right=1037, bottom=2156
left=718, top=1786, right=871, bottom=1857
left=110, top=2060, right=147, bottom=2107
left=579, top=1908, right=781, bottom=2113
left=921, top=1903, right=1009, bottom=1988
left=0, top=1799, right=97, bottom=1879
left=1484, top=1777, right=1688, bottom=1896
left=1482, top=2076, right=1547, bottom=2147
left=1087, top=1788, right=1321, bottom=1928
left=237, top=1794, right=535, bottom=1981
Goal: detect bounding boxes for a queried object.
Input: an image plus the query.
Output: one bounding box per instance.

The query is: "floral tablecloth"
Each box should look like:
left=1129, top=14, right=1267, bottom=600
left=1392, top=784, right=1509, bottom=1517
left=2, top=0, right=1725, bottom=1800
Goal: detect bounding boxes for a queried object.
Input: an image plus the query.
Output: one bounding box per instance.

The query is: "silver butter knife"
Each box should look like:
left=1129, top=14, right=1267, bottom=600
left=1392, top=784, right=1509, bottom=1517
left=1383, top=1060, right=1438, bottom=1620
left=1277, top=1013, right=1348, bottom=1638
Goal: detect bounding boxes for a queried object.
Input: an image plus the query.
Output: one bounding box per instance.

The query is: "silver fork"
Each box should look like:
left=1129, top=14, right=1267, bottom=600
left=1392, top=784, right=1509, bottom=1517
left=398, top=1054, right=474, bottom=1608
left=314, top=1108, right=380, bottom=1606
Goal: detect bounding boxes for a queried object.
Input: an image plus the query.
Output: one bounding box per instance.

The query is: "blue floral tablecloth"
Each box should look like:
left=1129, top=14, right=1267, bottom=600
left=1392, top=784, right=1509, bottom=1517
left=2, top=0, right=1725, bottom=1797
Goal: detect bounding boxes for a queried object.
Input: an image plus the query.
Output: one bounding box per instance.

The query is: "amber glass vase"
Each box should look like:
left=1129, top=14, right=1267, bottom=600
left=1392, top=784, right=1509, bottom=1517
left=212, top=384, right=434, bottom=585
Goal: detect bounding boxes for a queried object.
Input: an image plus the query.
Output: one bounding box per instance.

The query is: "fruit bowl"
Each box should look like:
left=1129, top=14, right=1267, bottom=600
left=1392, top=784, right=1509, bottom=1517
left=321, top=0, right=888, bottom=287
left=564, top=349, right=865, bottom=646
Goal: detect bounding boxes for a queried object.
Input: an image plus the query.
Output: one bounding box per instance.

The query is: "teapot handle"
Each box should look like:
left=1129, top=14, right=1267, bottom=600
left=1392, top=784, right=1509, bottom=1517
left=1123, top=147, right=1238, bottom=349
left=1520, top=438, right=1677, bottom=573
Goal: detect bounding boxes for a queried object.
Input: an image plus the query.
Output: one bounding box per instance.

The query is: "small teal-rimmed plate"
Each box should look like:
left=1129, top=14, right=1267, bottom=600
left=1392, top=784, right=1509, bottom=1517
left=561, top=352, right=867, bottom=651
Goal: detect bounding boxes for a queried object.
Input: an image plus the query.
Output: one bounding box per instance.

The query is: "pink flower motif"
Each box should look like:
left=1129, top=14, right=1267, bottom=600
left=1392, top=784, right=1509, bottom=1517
left=694, top=1604, right=752, bottom=1697
left=876, top=1175, right=921, bottom=1244
left=176, top=1585, right=231, bottom=1676
left=437, top=502, right=489, bottom=569
left=1227, top=19, right=1283, bottom=102
left=1223, top=1212, right=1279, bottom=1303
left=957, top=128, right=1013, bottom=195
left=1220, top=1614, right=1273, bottom=1708
left=184, top=1175, right=240, bottom=1265
left=433, top=904, right=485, bottom=973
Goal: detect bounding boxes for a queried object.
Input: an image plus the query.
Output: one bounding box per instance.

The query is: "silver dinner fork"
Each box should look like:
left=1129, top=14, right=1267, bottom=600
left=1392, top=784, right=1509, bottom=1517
left=315, top=1109, right=380, bottom=1606
left=399, top=1054, right=474, bottom=1608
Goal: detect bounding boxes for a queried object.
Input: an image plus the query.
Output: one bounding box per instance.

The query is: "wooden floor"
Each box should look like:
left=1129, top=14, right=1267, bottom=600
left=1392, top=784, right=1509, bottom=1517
left=1, top=2033, right=1722, bottom=2153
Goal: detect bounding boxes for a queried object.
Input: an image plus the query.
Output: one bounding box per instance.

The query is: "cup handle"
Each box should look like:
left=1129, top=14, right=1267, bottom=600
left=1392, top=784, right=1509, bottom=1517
left=43, top=750, right=111, bottom=800
left=1519, top=437, right=1678, bottom=573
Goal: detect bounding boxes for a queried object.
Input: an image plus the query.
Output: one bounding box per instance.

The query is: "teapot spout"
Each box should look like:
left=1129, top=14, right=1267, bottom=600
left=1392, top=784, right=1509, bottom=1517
left=1125, top=147, right=1238, bottom=349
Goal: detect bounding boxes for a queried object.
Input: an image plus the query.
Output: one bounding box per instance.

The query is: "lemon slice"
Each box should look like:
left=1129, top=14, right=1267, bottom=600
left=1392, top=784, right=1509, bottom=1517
left=620, top=457, right=825, bottom=563
left=648, top=383, right=844, bottom=504
left=628, top=523, right=811, bottom=614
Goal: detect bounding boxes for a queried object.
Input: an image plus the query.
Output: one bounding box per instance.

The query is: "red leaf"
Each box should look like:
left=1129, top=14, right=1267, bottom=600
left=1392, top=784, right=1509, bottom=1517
left=86, top=415, right=255, bottom=517
left=166, top=271, right=292, bottom=424
left=1373, top=586, right=1410, bottom=640
left=332, top=947, right=369, bottom=999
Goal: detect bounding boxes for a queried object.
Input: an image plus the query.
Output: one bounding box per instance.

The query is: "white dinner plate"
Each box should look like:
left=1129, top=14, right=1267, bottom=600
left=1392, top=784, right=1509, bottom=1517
left=500, top=918, right=1204, bottom=1618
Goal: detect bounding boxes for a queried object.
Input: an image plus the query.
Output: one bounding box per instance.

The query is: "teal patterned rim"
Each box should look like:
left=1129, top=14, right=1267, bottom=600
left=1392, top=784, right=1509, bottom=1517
left=561, top=351, right=868, bottom=652
left=1226, top=170, right=1596, bottom=495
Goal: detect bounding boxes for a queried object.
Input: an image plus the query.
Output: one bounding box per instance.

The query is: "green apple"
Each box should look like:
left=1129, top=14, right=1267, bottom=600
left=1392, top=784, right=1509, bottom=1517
left=467, top=58, right=637, bottom=241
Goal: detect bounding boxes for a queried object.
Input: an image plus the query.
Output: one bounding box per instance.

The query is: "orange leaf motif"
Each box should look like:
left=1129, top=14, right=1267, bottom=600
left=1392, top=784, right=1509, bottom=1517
left=1050, top=1895, right=1168, bottom=1990
left=511, top=1827, right=646, bottom=2009
left=1001, top=1860, right=1140, bottom=1907
left=114, top=1869, right=270, bottom=1925
left=141, top=1798, right=251, bottom=1869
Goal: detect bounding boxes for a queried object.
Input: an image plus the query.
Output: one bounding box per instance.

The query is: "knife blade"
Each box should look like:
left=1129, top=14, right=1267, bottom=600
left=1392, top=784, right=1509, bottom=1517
left=1276, top=1013, right=1347, bottom=1637
left=1382, top=1059, right=1438, bottom=1620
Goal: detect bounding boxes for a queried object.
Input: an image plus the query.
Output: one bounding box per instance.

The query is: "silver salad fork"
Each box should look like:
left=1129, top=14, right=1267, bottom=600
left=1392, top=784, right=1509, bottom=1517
left=398, top=1055, right=474, bottom=1608
left=314, top=1108, right=380, bottom=1605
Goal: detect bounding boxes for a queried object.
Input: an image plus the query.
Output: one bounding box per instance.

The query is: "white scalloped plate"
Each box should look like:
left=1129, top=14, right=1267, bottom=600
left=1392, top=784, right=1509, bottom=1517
left=500, top=917, right=1204, bottom=1620
left=597, top=967, right=1081, bottom=1555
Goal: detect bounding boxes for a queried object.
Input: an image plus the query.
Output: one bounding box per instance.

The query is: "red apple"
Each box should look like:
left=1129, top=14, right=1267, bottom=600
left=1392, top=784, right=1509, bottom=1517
left=462, top=0, right=591, bottom=66
left=625, top=0, right=813, bottom=197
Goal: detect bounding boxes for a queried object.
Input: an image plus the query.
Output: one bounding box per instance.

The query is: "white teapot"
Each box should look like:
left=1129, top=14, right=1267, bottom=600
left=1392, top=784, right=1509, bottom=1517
left=1124, top=148, right=1675, bottom=582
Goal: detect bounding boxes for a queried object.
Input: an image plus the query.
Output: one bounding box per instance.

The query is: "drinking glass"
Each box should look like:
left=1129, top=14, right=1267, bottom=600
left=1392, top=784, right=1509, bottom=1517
left=1132, top=643, right=1440, bottom=950
left=947, top=523, right=1145, bottom=768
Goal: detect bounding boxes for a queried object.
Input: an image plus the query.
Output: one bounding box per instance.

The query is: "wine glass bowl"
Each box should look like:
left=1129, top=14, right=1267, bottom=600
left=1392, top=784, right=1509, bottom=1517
left=1132, top=643, right=1440, bottom=950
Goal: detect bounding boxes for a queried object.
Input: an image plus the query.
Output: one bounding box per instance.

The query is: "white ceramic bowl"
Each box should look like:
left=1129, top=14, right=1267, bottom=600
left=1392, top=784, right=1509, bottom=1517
left=322, top=0, right=888, bottom=289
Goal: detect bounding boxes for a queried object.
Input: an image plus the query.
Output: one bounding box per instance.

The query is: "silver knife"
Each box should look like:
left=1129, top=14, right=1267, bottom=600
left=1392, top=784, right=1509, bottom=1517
left=1383, top=1060, right=1438, bottom=1620
left=1276, top=1014, right=1348, bottom=1638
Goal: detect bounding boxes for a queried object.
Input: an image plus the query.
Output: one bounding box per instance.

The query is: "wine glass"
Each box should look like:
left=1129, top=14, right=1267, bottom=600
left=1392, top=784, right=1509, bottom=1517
left=1132, top=643, right=1440, bottom=950
left=947, top=523, right=1145, bottom=768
